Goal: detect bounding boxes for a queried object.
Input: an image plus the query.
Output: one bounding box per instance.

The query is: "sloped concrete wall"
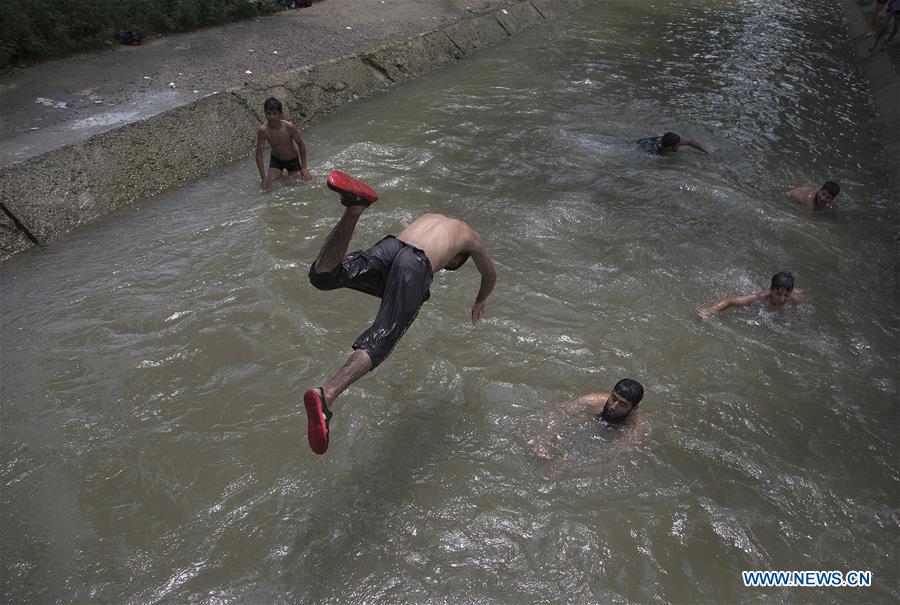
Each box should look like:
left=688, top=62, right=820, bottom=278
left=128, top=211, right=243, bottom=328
left=0, top=0, right=585, bottom=262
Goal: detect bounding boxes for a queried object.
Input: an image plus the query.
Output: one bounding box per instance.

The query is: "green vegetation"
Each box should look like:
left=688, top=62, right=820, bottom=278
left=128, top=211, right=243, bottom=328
left=0, top=0, right=284, bottom=70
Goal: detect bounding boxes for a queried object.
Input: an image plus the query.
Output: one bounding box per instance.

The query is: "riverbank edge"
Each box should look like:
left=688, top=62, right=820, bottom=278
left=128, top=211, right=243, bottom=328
left=0, top=0, right=584, bottom=262
left=838, top=0, right=900, bottom=203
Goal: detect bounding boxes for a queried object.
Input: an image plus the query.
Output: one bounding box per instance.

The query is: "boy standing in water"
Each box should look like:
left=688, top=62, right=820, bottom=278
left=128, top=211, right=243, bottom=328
left=636, top=131, right=709, bottom=155
left=255, top=97, right=312, bottom=189
left=785, top=181, right=840, bottom=211
left=696, top=271, right=808, bottom=317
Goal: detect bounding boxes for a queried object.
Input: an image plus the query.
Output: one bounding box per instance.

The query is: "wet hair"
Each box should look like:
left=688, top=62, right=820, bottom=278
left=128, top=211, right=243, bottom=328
left=263, top=97, right=283, bottom=113
left=444, top=252, right=470, bottom=271
left=770, top=271, right=794, bottom=291
left=613, top=378, right=644, bottom=406
left=821, top=181, right=840, bottom=197
left=661, top=132, right=681, bottom=147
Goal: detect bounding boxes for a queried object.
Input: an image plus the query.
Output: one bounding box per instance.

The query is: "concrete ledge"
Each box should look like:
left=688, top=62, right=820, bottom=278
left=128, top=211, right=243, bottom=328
left=1, top=91, right=256, bottom=247
left=0, top=0, right=584, bottom=262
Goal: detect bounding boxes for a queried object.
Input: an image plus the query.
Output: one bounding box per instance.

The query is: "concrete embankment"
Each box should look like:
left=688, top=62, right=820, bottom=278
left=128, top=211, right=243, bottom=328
left=838, top=0, right=899, bottom=201
left=0, top=0, right=584, bottom=262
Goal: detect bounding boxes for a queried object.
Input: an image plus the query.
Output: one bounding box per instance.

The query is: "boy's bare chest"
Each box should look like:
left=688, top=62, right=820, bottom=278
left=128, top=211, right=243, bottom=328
left=265, top=127, right=292, bottom=146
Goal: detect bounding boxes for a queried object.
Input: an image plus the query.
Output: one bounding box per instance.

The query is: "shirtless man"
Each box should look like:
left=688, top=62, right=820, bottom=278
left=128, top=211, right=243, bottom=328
left=636, top=131, right=709, bottom=155
left=302, top=171, right=497, bottom=454
left=255, top=97, right=312, bottom=189
left=785, top=181, right=840, bottom=211
left=696, top=271, right=809, bottom=317
left=532, top=379, right=645, bottom=458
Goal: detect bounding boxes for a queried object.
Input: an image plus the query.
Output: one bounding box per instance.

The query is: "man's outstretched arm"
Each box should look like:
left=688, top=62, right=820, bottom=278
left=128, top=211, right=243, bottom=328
left=683, top=138, right=709, bottom=154
left=255, top=128, right=268, bottom=186
left=468, top=232, right=497, bottom=325
left=289, top=124, right=313, bottom=180
left=697, top=292, right=764, bottom=317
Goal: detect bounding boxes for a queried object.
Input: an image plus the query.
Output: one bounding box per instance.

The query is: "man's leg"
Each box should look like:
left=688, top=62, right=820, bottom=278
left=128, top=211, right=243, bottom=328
left=312, top=206, right=365, bottom=274
left=322, top=349, right=373, bottom=404
left=304, top=173, right=384, bottom=455
left=264, top=167, right=282, bottom=189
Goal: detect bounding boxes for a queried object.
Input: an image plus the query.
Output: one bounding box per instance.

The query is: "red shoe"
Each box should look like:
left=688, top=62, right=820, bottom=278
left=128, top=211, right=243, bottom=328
left=327, top=170, right=378, bottom=207
left=304, top=388, right=332, bottom=455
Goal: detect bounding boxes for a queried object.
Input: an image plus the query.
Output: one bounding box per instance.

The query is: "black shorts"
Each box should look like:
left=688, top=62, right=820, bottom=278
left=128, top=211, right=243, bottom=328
left=308, top=236, right=433, bottom=368
left=636, top=136, right=662, bottom=155
left=270, top=154, right=301, bottom=172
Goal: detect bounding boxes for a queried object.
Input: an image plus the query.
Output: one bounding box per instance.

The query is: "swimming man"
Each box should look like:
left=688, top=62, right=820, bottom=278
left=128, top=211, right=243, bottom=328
left=255, top=97, right=312, bottom=189
left=532, top=378, right=646, bottom=458
left=637, top=132, right=709, bottom=155
left=785, top=181, right=840, bottom=211
left=303, top=171, right=497, bottom=454
left=697, top=271, right=808, bottom=317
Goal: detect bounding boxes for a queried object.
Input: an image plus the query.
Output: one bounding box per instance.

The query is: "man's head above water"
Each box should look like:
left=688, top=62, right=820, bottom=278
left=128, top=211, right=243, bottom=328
left=660, top=131, right=681, bottom=151
left=600, top=378, right=645, bottom=423
left=768, top=271, right=795, bottom=307
left=816, top=181, right=840, bottom=206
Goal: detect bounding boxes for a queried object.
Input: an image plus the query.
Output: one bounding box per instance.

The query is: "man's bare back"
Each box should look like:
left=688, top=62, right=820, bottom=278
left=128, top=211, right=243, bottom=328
left=785, top=182, right=840, bottom=211
left=397, top=213, right=480, bottom=270
left=786, top=186, right=820, bottom=210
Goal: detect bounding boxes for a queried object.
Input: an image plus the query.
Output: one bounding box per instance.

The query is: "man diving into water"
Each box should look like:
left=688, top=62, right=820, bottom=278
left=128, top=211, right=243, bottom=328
left=303, top=171, right=497, bottom=454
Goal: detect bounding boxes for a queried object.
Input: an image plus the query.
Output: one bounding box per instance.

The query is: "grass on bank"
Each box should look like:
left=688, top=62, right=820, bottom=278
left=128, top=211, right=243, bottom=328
left=0, top=0, right=291, bottom=70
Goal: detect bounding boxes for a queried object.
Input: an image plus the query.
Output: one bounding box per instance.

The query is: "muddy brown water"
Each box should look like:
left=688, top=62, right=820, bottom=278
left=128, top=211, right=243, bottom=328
left=2, top=1, right=898, bottom=602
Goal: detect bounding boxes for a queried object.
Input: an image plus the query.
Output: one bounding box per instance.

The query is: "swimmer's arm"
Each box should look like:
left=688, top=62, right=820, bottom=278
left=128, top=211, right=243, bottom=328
left=468, top=232, right=497, bottom=325
left=622, top=414, right=647, bottom=447
left=790, top=292, right=810, bottom=305
left=697, top=292, right=764, bottom=317
left=255, top=127, right=268, bottom=184
left=683, top=138, right=709, bottom=154
left=563, top=393, right=607, bottom=415
left=289, top=124, right=312, bottom=180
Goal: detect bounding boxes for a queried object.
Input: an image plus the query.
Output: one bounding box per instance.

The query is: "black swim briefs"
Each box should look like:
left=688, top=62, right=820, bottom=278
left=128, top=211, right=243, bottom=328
left=270, top=154, right=301, bottom=173
left=308, top=236, right=433, bottom=368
